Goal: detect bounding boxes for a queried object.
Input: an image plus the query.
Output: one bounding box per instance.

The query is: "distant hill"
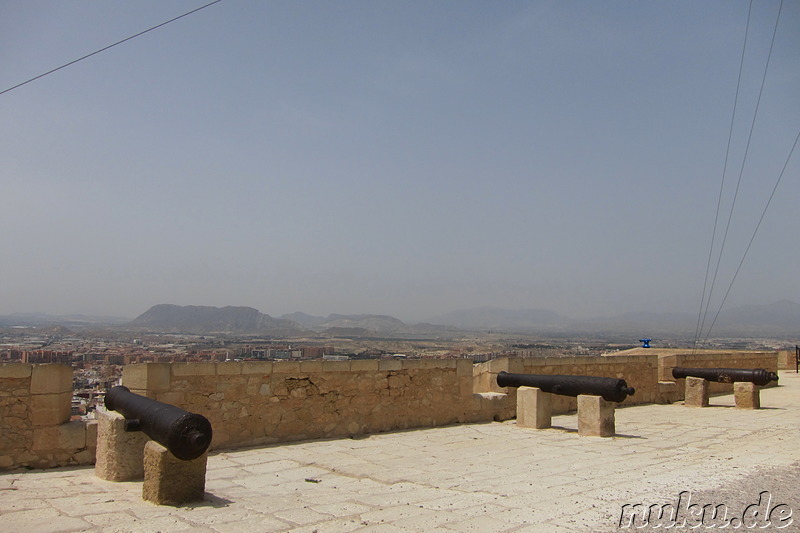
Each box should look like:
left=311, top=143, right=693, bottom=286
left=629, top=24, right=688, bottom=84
left=587, top=301, right=800, bottom=336
left=425, top=307, right=569, bottom=332
left=279, top=312, right=462, bottom=338
left=322, top=326, right=374, bottom=337
left=424, top=301, right=799, bottom=337
left=280, top=312, right=327, bottom=329
left=280, top=313, right=413, bottom=336
left=128, top=304, right=305, bottom=335
left=322, top=314, right=409, bottom=334
left=7, top=299, right=795, bottom=338
left=717, top=300, right=800, bottom=330
left=279, top=312, right=408, bottom=333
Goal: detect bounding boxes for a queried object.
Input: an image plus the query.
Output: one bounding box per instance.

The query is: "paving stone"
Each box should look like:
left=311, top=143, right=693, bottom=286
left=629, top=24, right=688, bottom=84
left=284, top=518, right=364, bottom=533
left=309, top=501, right=372, bottom=517
left=271, top=506, right=332, bottom=525
left=207, top=516, right=293, bottom=533
left=0, top=507, right=93, bottom=533
left=441, top=513, right=518, bottom=532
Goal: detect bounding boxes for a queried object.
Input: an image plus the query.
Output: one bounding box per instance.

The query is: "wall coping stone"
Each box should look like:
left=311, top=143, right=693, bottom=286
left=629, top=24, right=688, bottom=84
left=0, top=363, right=33, bottom=379
left=172, top=363, right=216, bottom=377
left=30, top=364, right=72, bottom=394
left=241, top=361, right=273, bottom=374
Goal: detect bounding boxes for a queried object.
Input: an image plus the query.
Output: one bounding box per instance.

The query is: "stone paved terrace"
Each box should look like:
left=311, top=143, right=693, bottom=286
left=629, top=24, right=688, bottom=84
left=2, top=372, right=799, bottom=533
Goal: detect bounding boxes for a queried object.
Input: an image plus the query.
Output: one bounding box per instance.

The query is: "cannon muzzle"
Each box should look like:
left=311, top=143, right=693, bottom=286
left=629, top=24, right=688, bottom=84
left=671, top=367, right=778, bottom=386
left=105, top=385, right=212, bottom=460
left=496, top=371, right=635, bottom=403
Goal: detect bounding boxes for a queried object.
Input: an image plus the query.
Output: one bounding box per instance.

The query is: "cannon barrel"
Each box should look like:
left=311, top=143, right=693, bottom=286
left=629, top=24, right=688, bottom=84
left=105, top=385, right=212, bottom=460
left=671, top=367, right=778, bottom=386
left=496, top=371, right=635, bottom=403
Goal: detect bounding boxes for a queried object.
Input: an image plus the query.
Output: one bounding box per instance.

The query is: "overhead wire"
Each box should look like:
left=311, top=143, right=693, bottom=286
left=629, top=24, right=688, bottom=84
left=693, top=0, right=753, bottom=352
left=696, top=0, right=787, bottom=343
left=703, top=128, right=800, bottom=342
left=0, top=0, right=224, bottom=97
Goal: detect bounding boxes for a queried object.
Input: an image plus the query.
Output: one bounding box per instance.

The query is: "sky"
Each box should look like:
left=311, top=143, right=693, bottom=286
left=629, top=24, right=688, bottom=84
left=1, top=0, right=798, bottom=323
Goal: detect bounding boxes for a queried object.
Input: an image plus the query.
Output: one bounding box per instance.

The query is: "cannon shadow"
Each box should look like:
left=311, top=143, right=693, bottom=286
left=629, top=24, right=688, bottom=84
left=548, top=425, right=644, bottom=439
left=184, top=493, right=233, bottom=508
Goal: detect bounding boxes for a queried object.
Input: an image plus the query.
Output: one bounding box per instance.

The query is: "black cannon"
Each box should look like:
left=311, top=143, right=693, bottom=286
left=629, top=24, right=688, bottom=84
left=105, top=385, right=212, bottom=461
left=671, top=367, right=778, bottom=386
left=496, top=371, right=636, bottom=403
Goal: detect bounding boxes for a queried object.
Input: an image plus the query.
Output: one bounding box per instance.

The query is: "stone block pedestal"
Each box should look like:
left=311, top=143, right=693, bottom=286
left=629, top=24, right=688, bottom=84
left=95, top=408, right=149, bottom=481
left=577, top=395, right=615, bottom=437
left=516, top=386, right=552, bottom=429
left=734, top=382, right=760, bottom=409
left=142, top=441, right=207, bottom=506
left=683, top=377, right=709, bottom=407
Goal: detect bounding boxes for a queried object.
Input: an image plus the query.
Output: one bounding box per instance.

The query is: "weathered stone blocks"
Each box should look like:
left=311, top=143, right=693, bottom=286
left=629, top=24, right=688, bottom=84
left=516, top=387, right=552, bottom=429
left=95, top=409, right=149, bottom=481
left=30, top=364, right=72, bottom=394
left=577, top=395, right=615, bottom=437
left=32, top=420, right=86, bottom=451
left=683, top=376, right=709, bottom=407
left=122, top=363, right=171, bottom=397
left=734, top=382, right=760, bottom=409
left=142, top=441, right=207, bottom=506
left=0, top=363, right=33, bottom=379
left=30, top=391, right=72, bottom=426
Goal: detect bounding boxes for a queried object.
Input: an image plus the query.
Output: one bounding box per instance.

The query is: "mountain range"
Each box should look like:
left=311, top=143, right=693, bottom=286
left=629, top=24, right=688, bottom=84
left=2, top=300, right=797, bottom=338
left=426, top=301, right=799, bottom=337
left=129, top=301, right=799, bottom=338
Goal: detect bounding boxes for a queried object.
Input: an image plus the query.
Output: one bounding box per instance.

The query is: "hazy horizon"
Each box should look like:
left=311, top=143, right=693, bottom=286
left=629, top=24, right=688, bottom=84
left=2, top=1, right=798, bottom=326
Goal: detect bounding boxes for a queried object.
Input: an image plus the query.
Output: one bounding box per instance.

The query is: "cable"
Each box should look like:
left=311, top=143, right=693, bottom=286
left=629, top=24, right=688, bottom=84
left=703, top=128, right=800, bottom=342
left=696, top=0, right=784, bottom=345
left=0, top=0, right=224, bottom=96
left=693, top=0, right=753, bottom=352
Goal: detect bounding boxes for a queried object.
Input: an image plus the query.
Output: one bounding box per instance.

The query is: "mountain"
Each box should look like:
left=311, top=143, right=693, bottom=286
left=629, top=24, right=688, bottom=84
left=425, top=307, right=569, bottom=332
left=425, top=301, right=798, bottom=337
left=322, top=314, right=409, bottom=334
left=280, top=312, right=327, bottom=329
left=576, top=311, right=696, bottom=335
left=280, top=313, right=413, bottom=335
left=278, top=312, right=463, bottom=338
left=717, top=300, right=800, bottom=330
left=7, top=299, right=795, bottom=338
left=128, top=305, right=305, bottom=335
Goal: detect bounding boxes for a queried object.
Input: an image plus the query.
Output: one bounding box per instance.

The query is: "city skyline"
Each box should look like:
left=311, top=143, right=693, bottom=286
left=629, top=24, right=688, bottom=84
left=2, top=1, right=798, bottom=325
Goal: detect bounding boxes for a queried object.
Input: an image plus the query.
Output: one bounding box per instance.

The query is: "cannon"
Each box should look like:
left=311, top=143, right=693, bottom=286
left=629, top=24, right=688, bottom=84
left=105, top=385, right=212, bottom=460
left=671, top=367, right=778, bottom=386
left=496, top=371, right=636, bottom=403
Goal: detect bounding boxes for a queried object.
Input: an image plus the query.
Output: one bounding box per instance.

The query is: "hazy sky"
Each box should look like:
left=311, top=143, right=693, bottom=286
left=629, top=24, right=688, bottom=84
left=2, top=0, right=798, bottom=322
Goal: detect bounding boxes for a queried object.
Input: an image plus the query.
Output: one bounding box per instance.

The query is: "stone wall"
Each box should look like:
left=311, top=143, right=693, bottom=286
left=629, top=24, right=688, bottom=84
left=472, top=354, right=659, bottom=416
left=778, top=349, right=797, bottom=371
left=0, top=349, right=782, bottom=470
left=661, top=350, right=778, bottom=396
left=122, top=359, right=483, bottom=450
left=606, top=348, right=779, bottom=402
left=0, top=363, right=95, bottom=469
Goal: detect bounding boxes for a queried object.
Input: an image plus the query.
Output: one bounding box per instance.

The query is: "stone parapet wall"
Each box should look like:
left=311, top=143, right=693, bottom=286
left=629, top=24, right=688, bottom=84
left=0, top=363, right=95, bottom=470
left=0, top=364, right=32, bottom=468
left=607, top=348, right=778, bottom=401
left=122, top=359, right=483, bottom=451
left=663, top=350, right=778, bottom=397
left=0, top=350, right=782, bottom=470
left=610, top=348, right=777, bottom=383
left=473, top=354, right=658, bottom=416
left=778, top=349, right=797, bottom=370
